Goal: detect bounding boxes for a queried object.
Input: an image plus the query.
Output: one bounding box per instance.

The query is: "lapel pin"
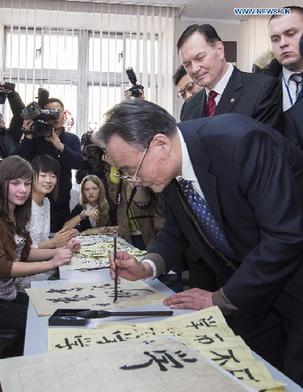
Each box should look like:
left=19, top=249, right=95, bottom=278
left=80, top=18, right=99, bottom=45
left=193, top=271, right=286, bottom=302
left=230, top=98, right=235, bottom=103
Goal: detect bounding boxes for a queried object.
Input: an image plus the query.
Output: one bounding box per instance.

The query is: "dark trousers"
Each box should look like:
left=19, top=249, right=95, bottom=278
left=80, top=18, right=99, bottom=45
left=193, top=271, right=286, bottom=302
left=0, top=292, right=29, bottom=357
left=228, top=291, right=303, bottom=386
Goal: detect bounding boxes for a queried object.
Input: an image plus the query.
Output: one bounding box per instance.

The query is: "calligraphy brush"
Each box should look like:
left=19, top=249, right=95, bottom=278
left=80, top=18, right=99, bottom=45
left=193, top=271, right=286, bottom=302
left=76, top=266, right=109, bottom=272
left=49, top=310, right=174, bottom=326
left=113, top=232, right=118, bottom=303
left=51, top=309, right=174, bottom=319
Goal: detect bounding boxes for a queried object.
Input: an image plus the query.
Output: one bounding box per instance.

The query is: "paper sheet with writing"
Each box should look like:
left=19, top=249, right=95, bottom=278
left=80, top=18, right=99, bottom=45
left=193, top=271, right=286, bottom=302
left=26, top=279, right=165, bottom=316
left=61, top=234, right=146, bottom=271
left=48, top=307, right=286, bottom=391
left=0, top=338, right=252, bottom=392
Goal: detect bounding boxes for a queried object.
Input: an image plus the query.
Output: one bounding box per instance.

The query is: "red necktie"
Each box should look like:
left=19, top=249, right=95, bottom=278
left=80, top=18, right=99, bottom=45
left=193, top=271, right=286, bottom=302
left=206, top=90, right=218, bottom=117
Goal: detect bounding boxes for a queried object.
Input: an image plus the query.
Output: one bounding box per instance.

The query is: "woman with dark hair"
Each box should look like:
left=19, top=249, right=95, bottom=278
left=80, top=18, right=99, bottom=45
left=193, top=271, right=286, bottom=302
left=29, top=154, right=78, bottom=248
left=0, top=155, right=79, bottom=357
left=16, top=95, right=83, bottom=232
left=63, top=174, right=113, bottom=234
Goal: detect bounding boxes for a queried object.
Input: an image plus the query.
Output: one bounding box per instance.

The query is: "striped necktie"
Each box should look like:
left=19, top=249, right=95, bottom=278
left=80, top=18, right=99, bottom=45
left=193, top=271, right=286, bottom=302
left=178, top=178, right=235, bottom=260
left=290, top=72, right=303, bottom=103
left=206, top=90, right=218, bottom=117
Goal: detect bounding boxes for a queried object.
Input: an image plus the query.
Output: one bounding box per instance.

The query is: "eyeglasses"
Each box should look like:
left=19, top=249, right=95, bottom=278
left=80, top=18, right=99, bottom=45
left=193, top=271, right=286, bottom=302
left=114, top=141, right=151, bottom=183
left=177, top=81, right=195, bottom=100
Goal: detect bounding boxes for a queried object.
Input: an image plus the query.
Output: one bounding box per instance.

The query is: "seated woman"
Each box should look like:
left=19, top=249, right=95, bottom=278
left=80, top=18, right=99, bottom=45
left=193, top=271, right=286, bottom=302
left=63, top=174, right=115, bottom=234
left=0, top=155, right=79, bottom=357
left=28, top=155, right=78, bottom=248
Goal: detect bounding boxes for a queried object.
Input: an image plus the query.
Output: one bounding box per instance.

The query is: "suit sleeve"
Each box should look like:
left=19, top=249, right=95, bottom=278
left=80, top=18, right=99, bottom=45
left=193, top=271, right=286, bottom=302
left=7, top=91, right=25, bottom=144
left=223, top=130, right=303, bottom=312
left=253, top=76, right=283, bottom=131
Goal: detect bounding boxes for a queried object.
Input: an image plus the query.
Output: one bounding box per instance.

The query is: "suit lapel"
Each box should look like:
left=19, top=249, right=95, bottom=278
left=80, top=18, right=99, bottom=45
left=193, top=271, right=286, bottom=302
left=200, top=90, right=207, bottom=116
left=216, top=67, right=242, bottom=115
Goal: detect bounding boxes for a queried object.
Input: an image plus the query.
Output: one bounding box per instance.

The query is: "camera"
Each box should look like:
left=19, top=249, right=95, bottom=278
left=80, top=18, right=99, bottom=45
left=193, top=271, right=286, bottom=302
left=0, top=82, right=15, bottom=105
left=21, top=88, right=61, bottom=138
left=125, top=67, right=144, bottom=98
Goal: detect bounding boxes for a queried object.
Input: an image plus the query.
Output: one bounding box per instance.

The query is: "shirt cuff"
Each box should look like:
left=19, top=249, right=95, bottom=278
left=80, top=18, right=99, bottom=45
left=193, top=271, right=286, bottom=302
left=141, top=252, right=166, bottom=278
left=212, top=288, right=238, bottom=315
left=141, top=259, right=157, bottom=280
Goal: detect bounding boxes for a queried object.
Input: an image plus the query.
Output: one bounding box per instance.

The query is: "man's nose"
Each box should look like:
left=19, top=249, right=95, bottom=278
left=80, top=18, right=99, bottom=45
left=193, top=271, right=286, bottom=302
left=191, top=60, right=201, bottom=74
left=279, top=35, right=288, bottom=47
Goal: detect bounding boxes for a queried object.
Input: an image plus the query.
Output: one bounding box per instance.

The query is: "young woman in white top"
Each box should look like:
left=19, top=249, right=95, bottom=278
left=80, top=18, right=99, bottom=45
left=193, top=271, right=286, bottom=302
left=28, top=155, right=78, bottom=248
left=0, top=155, right=79, bottom=356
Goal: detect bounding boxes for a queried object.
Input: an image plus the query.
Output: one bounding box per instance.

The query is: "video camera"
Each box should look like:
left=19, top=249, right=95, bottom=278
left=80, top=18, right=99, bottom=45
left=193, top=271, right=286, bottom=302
left=21, top=88, right=61, bottom=138
left=0, top=82, right=16, bottom=104
left=125, top=67, right=144, bottom=98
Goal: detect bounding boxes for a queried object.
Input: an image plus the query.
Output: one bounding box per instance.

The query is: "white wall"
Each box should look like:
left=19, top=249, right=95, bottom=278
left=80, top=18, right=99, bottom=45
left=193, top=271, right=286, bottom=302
left=238, top=17, right=271, bottom=72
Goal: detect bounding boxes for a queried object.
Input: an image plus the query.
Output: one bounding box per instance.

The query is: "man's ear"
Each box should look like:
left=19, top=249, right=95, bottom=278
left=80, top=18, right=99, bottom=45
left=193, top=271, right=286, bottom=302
left=151, top=133, right=171, bottom=152
left=216, top=41, right=225, bottom=60
left=151, top=133, right=170, bottom=146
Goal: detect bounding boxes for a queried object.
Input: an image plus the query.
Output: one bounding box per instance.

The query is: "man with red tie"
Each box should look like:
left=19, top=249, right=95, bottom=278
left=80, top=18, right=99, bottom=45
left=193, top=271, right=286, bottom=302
left=179, top=24, right=282, bottom=131
left=177, top=24, right=283, bottom=294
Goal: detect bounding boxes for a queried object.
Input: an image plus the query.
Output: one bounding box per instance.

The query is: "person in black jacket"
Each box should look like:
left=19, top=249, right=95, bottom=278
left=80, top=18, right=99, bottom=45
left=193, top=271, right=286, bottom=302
left=0, top=83, right=25, bottom=159
left=268, top=6, right=303, bottom=111
left=16, top=97, right=83, bottom=232
left=283, top=34, right=303, bottom=149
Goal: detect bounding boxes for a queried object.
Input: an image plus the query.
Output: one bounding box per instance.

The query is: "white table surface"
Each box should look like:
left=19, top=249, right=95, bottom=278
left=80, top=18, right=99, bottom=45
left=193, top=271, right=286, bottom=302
left=24, top=269, right=302, bottom=392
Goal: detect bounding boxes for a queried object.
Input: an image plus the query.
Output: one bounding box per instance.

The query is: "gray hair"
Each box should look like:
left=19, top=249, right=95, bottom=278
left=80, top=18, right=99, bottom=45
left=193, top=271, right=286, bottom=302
left=95, top=99, right=177, bottom=149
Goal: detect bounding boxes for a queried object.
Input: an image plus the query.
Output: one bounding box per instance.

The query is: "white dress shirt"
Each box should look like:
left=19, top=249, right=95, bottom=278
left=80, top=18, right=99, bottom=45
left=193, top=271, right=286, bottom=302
left=282, top=66, right=303, bottom=111
left=205, top=63, right=234, bottom=105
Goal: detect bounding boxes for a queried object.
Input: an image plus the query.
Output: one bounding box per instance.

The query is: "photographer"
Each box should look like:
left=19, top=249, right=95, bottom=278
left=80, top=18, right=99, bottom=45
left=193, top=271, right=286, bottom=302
left=0, top=82, right=25, bottom=159
left=16, top=95, right=83, bottom=232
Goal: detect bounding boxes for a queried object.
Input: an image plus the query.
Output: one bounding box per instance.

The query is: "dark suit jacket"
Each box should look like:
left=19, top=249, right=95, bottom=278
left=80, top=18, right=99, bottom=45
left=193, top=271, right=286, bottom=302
left=148, top=113, right=303, bottom=317
left=284, top=100, right=303, bottom=149
left=180, top=67, right=282, bottom=131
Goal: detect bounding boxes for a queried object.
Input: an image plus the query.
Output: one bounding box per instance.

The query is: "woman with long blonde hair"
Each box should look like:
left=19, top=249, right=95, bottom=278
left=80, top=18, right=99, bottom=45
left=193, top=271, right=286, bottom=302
left=63, top=174, right=111, bottom=232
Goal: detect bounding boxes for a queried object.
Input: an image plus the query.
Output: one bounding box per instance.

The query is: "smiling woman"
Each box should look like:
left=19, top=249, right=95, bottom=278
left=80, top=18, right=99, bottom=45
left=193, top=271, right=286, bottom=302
left=0, top=155, right=78, bottom=357
left=27, top=155, right=78, bottom=250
